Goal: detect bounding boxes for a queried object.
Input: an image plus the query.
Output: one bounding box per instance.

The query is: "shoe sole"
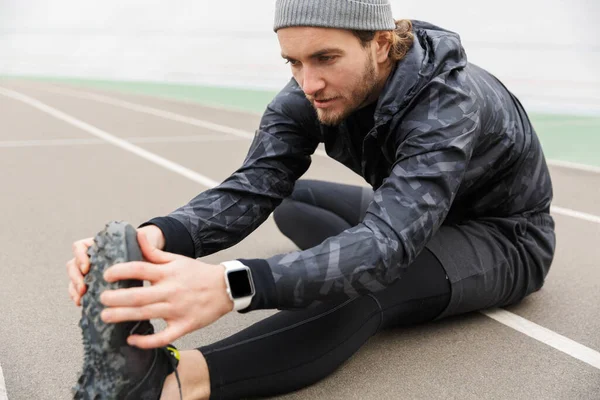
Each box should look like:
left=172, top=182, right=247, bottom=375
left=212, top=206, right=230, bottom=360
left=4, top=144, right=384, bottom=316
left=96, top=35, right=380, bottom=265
left=72, top=221, right=145, bottom=400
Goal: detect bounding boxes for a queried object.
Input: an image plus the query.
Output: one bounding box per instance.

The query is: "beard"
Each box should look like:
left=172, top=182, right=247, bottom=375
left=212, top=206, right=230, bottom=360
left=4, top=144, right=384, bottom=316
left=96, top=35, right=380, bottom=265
left=307, top=52, right=379, bottom=126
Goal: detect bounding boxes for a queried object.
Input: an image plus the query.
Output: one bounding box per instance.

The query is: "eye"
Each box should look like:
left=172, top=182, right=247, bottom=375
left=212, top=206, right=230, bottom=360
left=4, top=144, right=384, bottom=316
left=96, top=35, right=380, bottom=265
left=318, top=55, right=336, bottom=63
left=285, top=59, right=300, bottom=67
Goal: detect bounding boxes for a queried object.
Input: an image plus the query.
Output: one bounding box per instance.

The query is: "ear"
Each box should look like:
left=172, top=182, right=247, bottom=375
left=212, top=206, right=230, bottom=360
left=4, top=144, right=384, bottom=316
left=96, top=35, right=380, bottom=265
left=374, top=31, right=392, bottom=64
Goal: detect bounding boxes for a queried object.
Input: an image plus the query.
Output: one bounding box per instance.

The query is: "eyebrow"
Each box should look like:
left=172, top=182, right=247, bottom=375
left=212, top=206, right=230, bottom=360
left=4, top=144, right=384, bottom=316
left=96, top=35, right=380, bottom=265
left=281, top=48, right=344, bottom=61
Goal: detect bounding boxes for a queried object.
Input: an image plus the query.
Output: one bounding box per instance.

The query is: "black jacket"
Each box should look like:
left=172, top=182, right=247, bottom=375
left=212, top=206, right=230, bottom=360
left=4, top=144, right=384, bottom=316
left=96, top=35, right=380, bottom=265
left=144, top=21, right=553, bottom=312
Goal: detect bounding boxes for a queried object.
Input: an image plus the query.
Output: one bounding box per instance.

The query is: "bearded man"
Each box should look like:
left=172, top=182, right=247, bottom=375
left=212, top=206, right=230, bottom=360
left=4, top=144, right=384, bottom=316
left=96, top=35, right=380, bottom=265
left=67, top=1, right=555, bottom=399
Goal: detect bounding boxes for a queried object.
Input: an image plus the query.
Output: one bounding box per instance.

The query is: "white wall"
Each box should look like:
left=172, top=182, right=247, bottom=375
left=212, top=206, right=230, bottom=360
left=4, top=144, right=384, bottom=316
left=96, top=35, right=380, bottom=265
left=1, top=0, right=599, bottom=114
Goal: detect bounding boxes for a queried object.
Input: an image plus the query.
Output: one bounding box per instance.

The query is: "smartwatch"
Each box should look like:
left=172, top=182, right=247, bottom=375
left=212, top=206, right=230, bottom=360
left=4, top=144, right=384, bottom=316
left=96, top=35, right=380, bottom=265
left=221, top=260, right=256, bottom=311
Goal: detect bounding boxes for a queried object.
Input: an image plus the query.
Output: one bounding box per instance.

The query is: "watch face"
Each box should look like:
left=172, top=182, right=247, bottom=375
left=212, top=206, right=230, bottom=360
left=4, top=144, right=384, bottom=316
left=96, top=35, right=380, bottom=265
left=228, top=269, right=253, bottom=298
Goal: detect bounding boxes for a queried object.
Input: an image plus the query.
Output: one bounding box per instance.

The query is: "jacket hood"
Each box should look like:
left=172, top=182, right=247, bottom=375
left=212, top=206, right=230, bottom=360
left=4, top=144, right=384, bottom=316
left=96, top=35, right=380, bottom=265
left=375, top=20, right=468, bottom=122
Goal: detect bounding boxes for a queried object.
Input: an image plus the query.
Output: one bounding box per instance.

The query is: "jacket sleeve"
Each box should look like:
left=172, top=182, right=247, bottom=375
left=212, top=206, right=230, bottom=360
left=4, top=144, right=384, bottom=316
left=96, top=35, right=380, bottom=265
left=243, top=71, right=482, bottom=311
left=144, top=81, right=320, bottom=258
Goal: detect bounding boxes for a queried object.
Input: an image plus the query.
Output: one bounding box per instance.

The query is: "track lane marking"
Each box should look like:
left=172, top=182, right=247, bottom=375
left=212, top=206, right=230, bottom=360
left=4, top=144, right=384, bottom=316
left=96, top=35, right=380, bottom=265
left=18, top=84, right=600, bottom=171
left=546, top=159, right=600, bottom=174
left=0, top=87, right=220, bottom=188
left=14, top=84, right=331, bottom=157
left=16, top=84, right=600, bottom=225
left=2, top=86, right=600, bottom=373
left=482, top=308, right=600, bottom=369
left=0, top=361, right=7, bottom=400
left=0, top=135, right=244, bottom=148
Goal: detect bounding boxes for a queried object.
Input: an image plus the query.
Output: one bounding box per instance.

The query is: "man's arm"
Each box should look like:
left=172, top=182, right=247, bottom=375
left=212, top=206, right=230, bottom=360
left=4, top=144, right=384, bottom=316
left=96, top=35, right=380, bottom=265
left=140, top=80, right=320, bottom=258
left=240, top=73, right=482, bottom=312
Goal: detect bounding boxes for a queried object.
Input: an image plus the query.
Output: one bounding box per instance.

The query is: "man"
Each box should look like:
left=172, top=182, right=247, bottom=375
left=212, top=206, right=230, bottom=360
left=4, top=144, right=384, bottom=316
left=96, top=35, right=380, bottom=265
left=67, top=0, right=556, bottom=399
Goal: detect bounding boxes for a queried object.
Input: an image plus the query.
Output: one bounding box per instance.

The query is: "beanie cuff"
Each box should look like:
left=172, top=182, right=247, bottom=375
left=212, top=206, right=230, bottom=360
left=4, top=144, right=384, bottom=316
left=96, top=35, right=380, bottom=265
left=274, top=0, right=396, bottom=32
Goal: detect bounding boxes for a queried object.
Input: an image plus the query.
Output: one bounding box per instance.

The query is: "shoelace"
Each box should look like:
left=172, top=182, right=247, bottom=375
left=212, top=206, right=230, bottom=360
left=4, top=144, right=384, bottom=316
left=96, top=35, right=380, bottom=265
left=129, top=322, right=183, bottom=399
left=164, top=347, right=183, bottom=400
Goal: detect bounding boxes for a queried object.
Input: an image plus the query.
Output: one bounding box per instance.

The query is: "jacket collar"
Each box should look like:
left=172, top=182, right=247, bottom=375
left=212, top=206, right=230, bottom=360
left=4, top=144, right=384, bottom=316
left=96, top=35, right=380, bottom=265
left=373, top=30, right=429, bottom=125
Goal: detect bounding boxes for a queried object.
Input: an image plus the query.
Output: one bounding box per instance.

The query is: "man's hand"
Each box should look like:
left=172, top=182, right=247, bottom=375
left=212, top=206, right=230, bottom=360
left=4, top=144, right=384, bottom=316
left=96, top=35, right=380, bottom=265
left=66, top=225, right=165, bottom=306
left=98, top=231, right=234, bottom=349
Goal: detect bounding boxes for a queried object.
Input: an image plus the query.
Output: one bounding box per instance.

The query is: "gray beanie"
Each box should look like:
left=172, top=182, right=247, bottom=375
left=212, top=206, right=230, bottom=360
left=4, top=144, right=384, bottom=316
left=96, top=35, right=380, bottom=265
left=274, top=0, right=396, bottom=32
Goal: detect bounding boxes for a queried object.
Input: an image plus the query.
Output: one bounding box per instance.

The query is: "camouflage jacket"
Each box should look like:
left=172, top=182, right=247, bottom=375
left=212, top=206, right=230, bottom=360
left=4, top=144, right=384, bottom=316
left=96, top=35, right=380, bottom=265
left=143, top=20, right=553, bottom=312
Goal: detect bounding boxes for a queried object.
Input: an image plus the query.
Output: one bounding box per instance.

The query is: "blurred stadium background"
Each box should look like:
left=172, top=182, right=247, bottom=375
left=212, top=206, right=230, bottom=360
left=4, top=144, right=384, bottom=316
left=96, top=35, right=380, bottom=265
left=1, top=0, right=598, bottom=116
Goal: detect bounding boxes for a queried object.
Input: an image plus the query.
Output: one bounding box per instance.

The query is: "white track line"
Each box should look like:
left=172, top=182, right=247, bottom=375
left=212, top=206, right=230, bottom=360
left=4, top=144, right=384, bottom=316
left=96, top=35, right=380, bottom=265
left=2, top=86, right=600, bottom=372
left=126, top=135, right=243, bottom=144
left=482, top=309, right=600, bottom=369
left=32, top=85, right=256, bottom=139
left=20, top=85, right=600, bottom=172
left=0, top=87, right=219, bottom=189
left=22, top=84, right=331, bottom=157
left=26, top=84, right=600, bottom=225
left=0, top=138, right=105, bottom=147
left=551, top=206, right=600, bottom=224
left=0, top=135, right=244, bottom=148
left=26, top=82, right=264, bottom=116
left=0, top=361, right=7, bottom=400
left=547, top=159, right=600, bottom=174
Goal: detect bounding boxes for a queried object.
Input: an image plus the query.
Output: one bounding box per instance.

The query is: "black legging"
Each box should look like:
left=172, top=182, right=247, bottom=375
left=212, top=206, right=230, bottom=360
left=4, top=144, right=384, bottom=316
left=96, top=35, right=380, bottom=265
left=198, top=180, right=451, bottom=399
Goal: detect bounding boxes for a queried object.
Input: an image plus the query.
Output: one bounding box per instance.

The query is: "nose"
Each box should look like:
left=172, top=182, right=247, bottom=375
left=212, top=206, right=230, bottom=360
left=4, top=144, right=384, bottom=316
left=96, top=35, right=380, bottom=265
left=300, top=67, right=325, bottom=97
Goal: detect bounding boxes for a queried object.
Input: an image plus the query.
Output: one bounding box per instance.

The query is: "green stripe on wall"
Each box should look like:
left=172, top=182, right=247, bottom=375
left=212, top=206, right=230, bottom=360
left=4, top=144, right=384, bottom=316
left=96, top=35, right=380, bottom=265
left=4, top=76, right=277, bottom=114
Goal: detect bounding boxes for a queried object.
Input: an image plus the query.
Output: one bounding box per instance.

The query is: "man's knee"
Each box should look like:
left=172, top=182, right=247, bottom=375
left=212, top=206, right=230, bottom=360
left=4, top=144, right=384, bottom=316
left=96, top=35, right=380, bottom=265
left=273, top=180, right=320, bottom=228
left=273, top=198, right=295, bottom=232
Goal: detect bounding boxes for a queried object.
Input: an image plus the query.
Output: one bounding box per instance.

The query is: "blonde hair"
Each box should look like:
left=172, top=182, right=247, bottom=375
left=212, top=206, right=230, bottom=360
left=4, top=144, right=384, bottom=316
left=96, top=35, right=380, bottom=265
left=351, top=19, right=414, bottom=63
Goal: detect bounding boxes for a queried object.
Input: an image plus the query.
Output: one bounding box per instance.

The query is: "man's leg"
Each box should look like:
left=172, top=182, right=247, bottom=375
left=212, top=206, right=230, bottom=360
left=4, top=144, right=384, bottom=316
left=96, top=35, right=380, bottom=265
left=161, top=179, right=554, bottom=399
left=160, top=180, right=449, bottom=399
left=193, top=247, right=449, bottom=399
left=272, top=179, right=373, bottom=250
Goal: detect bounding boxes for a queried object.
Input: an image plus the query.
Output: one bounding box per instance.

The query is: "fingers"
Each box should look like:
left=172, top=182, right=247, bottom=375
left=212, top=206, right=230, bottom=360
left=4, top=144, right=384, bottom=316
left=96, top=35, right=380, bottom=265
left=137, top=230, right=175, bottom=264
left=73, top=237, right=94, bottom=275
left=100, top=302, right=171, bottom=325
left=128, top=323, right=187, bottom=349
left=68, top=281, right=82, bottom=307
left=138, top=225, right=165, bottom=251
left=104, top=261, right=165, bottom=283
left=67, top=237, right=93, bottom=307
left=66, top=258, right=86, bottom=296
left=100, top=285, right=170, bottom=308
